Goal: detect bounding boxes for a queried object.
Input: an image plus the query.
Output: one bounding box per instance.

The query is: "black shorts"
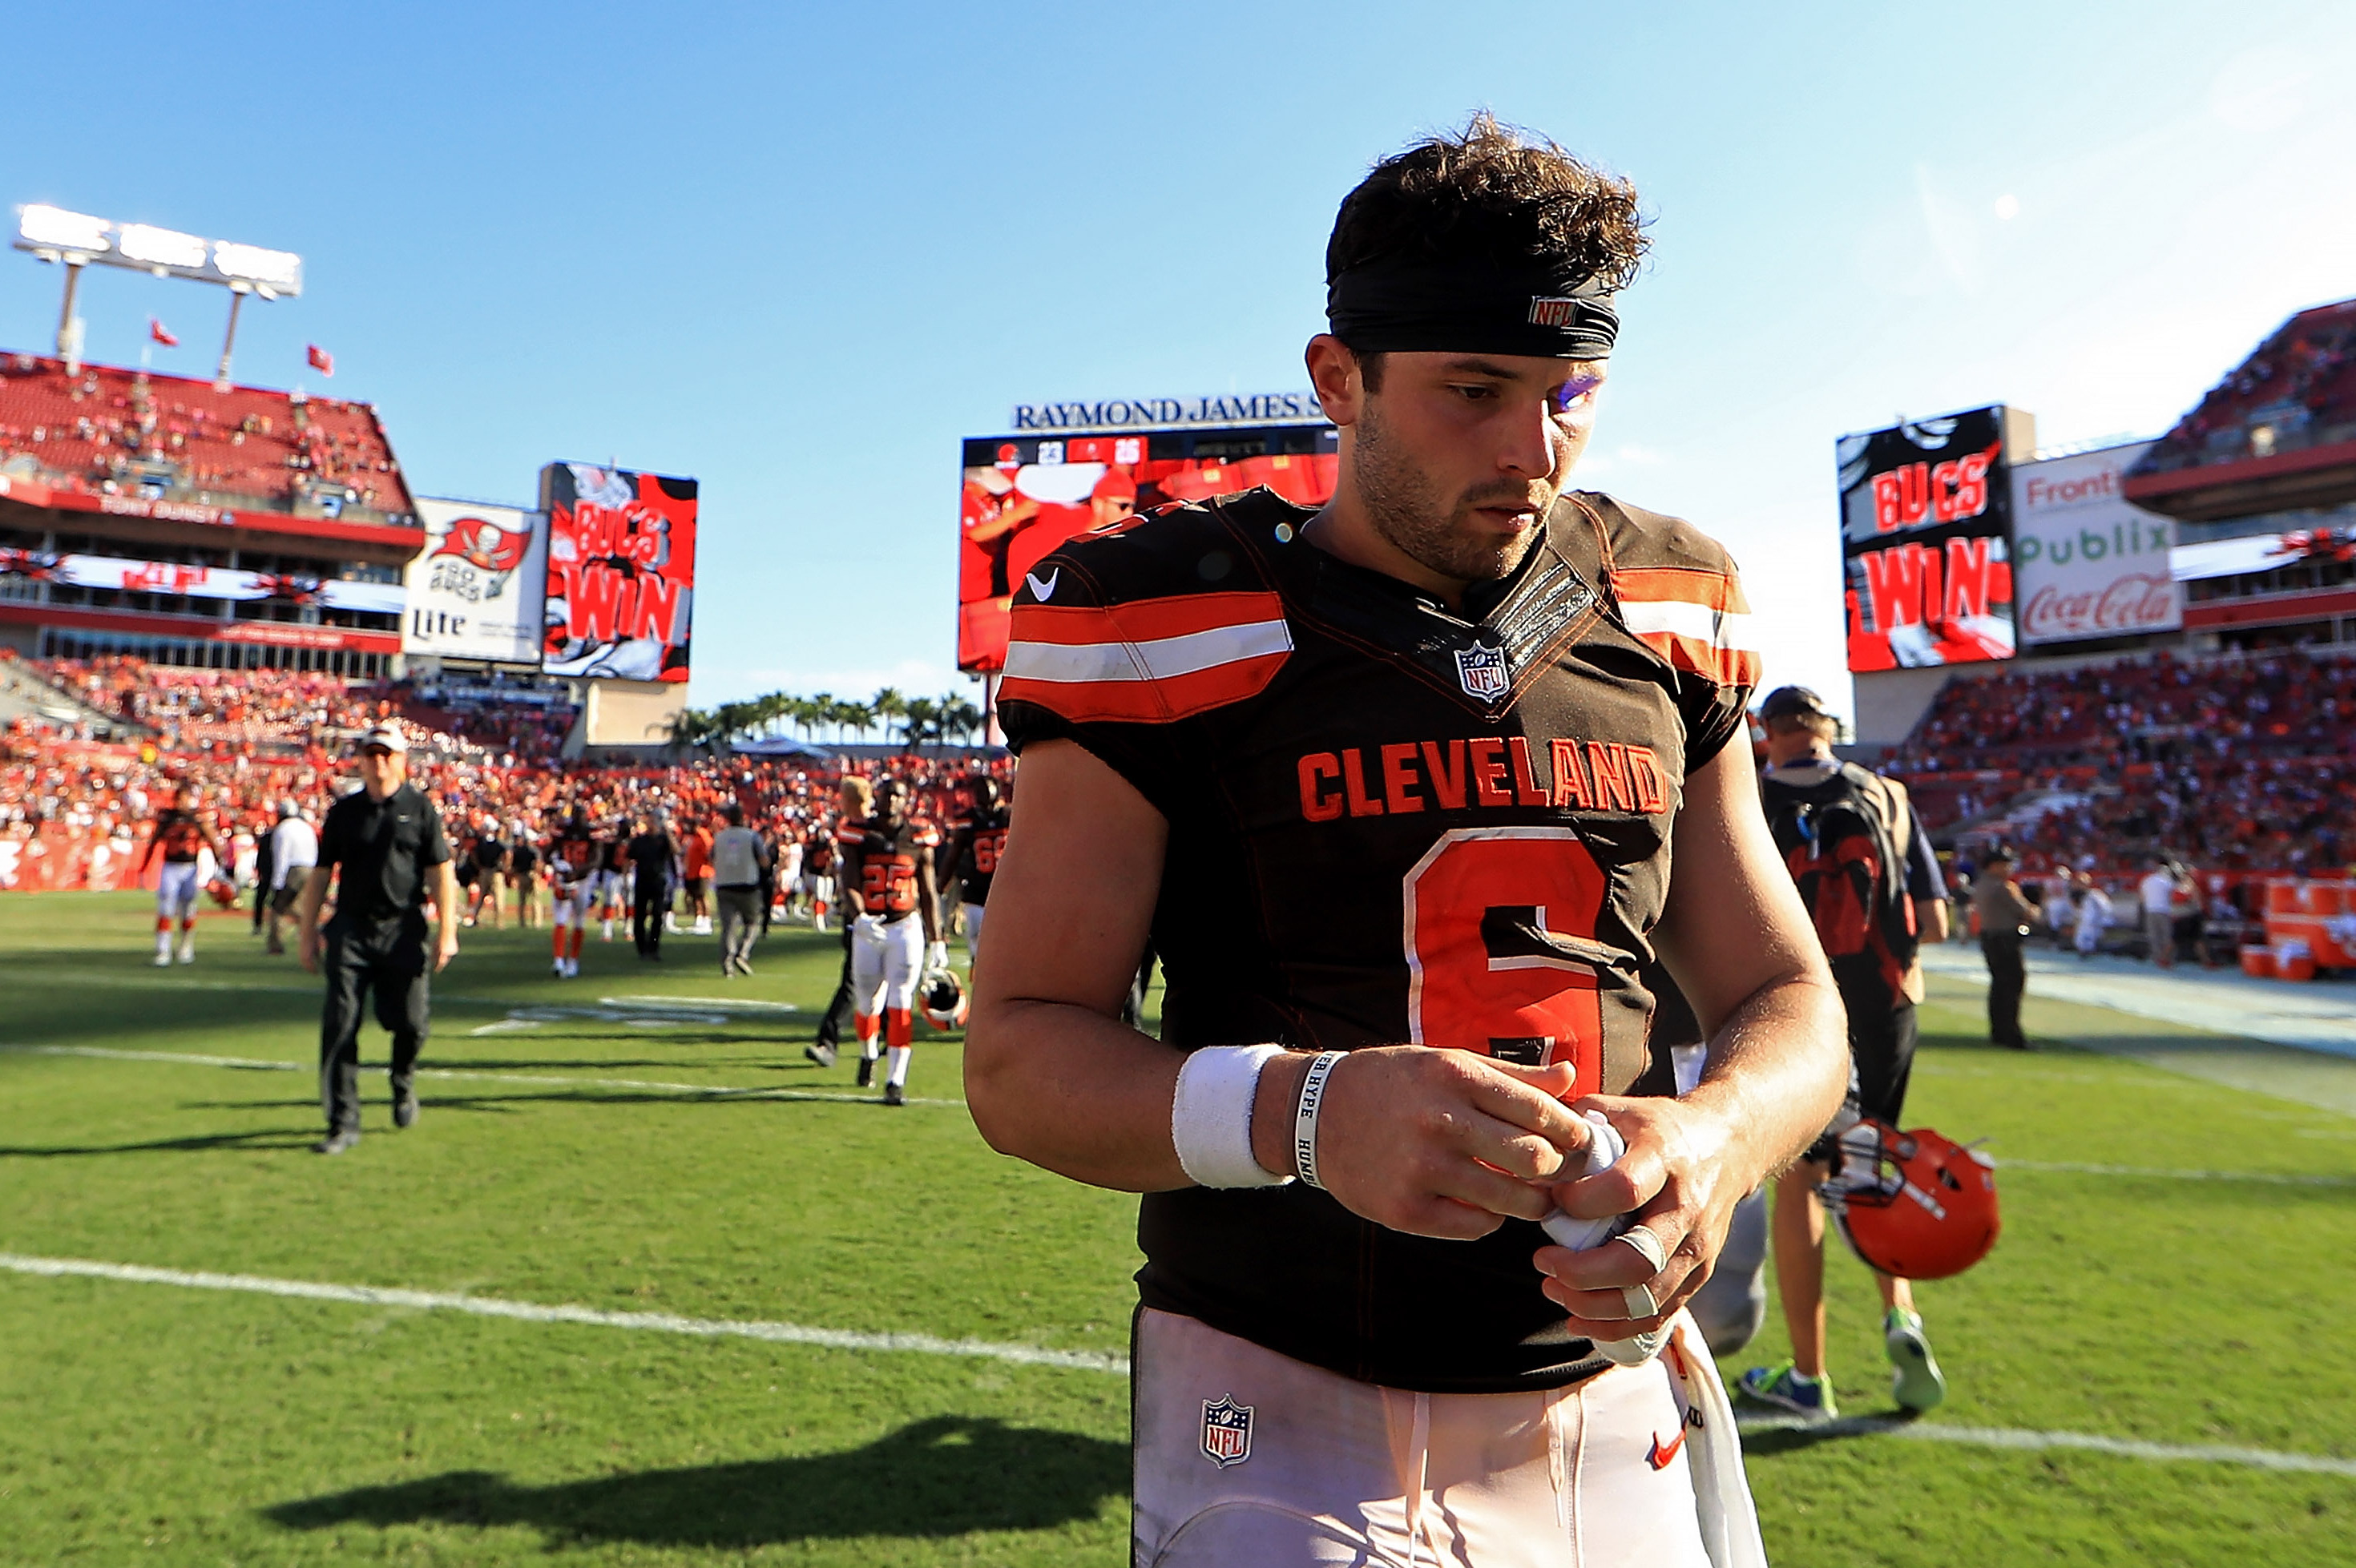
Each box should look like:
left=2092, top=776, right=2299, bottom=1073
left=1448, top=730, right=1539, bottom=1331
left=1807, top=1000, right=1918, bottom=1163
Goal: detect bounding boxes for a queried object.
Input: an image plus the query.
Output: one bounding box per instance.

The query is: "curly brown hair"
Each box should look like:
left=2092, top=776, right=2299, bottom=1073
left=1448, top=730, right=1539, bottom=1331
left=1327, top=113, right=1648, bottom=385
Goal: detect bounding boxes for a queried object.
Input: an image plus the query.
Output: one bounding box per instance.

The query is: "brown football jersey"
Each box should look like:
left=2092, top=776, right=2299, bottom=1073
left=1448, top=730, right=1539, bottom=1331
left=998, top=486, right=1759, bottom=1394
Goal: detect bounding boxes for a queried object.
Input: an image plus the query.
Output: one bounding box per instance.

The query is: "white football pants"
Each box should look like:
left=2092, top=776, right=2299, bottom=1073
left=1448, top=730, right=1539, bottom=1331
left=1133, top=1308, right=1731, bottom=1568
left=850, top=913, right=924, bottom=1014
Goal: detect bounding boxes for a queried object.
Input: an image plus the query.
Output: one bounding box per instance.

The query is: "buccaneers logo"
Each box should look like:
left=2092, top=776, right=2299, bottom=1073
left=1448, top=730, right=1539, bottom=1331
left=431, top=516, right=531, bottom=574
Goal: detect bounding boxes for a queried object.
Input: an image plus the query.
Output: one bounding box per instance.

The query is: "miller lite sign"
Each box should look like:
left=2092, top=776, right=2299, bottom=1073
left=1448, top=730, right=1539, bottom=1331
left=404, top=498, right=550, bottom=666
left=1201, top=1395, right=1254, bottom=1468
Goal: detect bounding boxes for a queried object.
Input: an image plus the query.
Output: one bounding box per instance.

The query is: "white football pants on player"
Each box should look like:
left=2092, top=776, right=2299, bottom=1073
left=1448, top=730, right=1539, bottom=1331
left=960, top=901, right=986, bottom=964
left=1133, top=1307, right=1761, bottom=1568
left=850, top=912, right=925, bottom=1014
left=155, top=861, right=201, bottom=920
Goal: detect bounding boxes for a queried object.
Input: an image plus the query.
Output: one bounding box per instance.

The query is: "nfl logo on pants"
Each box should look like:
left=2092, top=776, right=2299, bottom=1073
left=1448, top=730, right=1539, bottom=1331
left=1200, top=1395, right=1253, bottom=1468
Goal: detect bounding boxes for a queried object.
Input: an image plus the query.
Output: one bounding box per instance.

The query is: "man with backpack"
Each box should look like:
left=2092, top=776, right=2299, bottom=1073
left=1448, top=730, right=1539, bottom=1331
left=1740, top=685, right=1952, bottom=1420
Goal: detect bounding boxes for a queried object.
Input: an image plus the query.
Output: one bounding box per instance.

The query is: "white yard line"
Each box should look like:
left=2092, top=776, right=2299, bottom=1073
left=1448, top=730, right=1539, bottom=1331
left=2003, top=1159, right=2356, bottom=1187
left=4, top=1250, right=2349, bottom=1477
left=0, top=1253, right=1121, bottom=1373
left=1733, top=1413, right=2356, bottom=1477
left=6, top=1045, right=964, bottom=1108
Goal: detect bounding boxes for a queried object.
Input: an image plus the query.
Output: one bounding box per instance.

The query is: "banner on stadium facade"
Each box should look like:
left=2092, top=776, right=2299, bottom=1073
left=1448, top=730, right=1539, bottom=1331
left=2169, top=522, right=2356, bottom=583
left=956, top=423, right=1339, bottom=673
left=402, top=498, right=549, bottom=665
left=2009, top=441, right=2181, bottom=646
left=1837, top=406, right=2027, bottom=672
left=0, top=546, right=403, bottom=615
left=539, top=463, right=697, bottom=683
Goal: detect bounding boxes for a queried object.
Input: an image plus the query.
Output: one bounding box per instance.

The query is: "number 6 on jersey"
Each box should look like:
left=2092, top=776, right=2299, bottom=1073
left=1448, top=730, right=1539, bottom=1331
left=1402, top=827, right=1609, bottom=1090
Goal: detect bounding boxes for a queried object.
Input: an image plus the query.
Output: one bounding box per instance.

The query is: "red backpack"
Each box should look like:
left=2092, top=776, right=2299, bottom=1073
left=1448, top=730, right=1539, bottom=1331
left=1765, top=763, right=1922, bottom=1004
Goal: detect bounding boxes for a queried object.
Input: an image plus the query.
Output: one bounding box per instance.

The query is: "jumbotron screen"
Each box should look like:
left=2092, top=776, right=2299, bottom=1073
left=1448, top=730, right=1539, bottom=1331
left=1836, top=405, right=2019, bottom=672
left=541, top=462, right=698, bottom=683
left=956, top=423, right=1338, bottom=674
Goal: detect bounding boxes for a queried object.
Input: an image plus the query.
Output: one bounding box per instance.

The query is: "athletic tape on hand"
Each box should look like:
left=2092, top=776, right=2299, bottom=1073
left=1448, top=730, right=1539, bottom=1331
left=1542, top=1110, right=1670, bottom=1367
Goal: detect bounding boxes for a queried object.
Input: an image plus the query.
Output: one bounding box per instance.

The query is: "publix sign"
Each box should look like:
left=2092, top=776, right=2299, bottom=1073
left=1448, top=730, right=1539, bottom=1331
left=2008, top=442, right=2181, bottom=645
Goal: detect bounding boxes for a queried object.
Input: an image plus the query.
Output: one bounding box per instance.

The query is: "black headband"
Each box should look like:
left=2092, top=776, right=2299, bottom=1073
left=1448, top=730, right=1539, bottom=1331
left=1326, top=252, right=1619, bottom=360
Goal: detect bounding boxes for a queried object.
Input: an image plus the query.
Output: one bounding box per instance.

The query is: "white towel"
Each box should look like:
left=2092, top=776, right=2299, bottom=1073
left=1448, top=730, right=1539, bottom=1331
left=1664, top=1309, right=1770, bottom=1568
left=1543, top=1110, right=1769, bottom=1568
left=1541, top=1111, right=1668, bottom=1367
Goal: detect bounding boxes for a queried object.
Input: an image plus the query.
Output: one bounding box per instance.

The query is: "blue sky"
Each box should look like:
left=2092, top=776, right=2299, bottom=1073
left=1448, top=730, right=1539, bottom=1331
left=5, top=1, right=2350, bottom=719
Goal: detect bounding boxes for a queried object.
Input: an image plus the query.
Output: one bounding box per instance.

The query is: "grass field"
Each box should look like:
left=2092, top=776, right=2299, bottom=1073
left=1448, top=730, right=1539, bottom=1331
left=4, top=893, right=2354, bottom=1566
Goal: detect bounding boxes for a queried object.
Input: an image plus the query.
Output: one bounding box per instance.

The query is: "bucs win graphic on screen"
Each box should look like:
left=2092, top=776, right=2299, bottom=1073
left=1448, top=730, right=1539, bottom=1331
left=541, top=462, right=699, bottom=682
left=1837, top=405, right=2024, bottom=672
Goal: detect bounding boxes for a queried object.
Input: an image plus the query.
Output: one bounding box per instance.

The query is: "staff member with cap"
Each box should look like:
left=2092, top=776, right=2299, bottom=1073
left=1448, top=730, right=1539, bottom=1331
left=1972, top=844, right=2034, bottom=1050
left=295, top=725, right=459, bottom=1155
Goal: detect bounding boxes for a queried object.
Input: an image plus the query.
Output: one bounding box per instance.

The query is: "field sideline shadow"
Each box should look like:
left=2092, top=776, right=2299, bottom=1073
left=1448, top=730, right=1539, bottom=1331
left=264, top=1415, right=1124, bottom=1546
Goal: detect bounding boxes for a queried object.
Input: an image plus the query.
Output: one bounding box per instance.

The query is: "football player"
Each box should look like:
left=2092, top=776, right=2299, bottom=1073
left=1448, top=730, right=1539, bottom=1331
left=593, top=824, right=628, bottom=941
left=946, top=773, right=1010, bottom=965
left=965, top=116, right=1846, bottom=1564
left=139, top=784, right=226, bottom=965
left=837, top=776, right=946, bottom=1106
left=547, top=815, right=597, bottom=977
left=803, top=776, right=869, bottom=1070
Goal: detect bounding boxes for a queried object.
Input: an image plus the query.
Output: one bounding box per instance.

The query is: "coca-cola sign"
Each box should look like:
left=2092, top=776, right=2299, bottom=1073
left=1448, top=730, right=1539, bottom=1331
left=2009, top=442, right=2181, bottom=647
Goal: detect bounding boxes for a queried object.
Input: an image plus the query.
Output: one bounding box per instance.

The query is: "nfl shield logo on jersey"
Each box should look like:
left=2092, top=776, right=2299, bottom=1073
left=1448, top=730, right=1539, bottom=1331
left=1200, top=1395, right=1254, bottom=1468
left=1454, top=643, right=1509, bottom=702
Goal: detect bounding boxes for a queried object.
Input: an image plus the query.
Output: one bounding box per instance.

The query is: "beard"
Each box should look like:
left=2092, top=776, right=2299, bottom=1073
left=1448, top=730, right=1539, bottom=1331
left=1351, top=398, right=1559, bottom=587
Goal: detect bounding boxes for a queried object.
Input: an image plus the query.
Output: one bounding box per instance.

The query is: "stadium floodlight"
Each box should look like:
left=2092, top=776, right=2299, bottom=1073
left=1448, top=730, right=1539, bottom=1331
left=212, top=240, right=301, bottom=292
left=17, top=204, right=111, bottom=255
left=12, top=201, right=305, bottom=381
left=117, top=223, right=209, bottom=272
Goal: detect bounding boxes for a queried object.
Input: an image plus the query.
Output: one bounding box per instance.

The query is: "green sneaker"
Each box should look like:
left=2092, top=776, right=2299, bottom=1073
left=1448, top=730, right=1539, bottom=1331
left=1736, top=1359, right=1838, bottom=1421
left=1885, top=1308, right=1947, bottom=1413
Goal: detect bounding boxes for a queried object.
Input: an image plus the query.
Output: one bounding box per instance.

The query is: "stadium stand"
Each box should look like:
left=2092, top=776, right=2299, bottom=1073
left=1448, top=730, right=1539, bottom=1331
left=0, top=353, right=414, bottom=524
left=1885, top=646, right=2356, bottom=877
left=0, top=655, right=1006, bottom=894
left=2132, top=299, right=2356, bottom=478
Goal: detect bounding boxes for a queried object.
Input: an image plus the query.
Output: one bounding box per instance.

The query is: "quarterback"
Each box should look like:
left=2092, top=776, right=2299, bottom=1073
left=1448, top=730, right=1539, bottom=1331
left=966, top=116, right=1846, bottom=1566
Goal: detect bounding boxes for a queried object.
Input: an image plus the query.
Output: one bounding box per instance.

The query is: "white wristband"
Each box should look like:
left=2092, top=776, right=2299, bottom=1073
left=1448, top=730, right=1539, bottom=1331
left=1292, top=1050, right=1346, bottom=1191
left=1171, top=1045, right=1293, bottom=1188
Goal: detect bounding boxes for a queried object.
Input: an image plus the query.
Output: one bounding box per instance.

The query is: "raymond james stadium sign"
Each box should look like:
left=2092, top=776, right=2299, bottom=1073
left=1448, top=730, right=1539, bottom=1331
left=1010, top=393, right=1326, bottom=431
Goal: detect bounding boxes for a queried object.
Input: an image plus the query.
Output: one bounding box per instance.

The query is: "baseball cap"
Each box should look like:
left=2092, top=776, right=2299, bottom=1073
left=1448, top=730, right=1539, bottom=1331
left=1983, top=842, right=2016, bottom=865
left=1758, top=686, right=1833, bottom=724
left=360, top=724, right=408, bottom=755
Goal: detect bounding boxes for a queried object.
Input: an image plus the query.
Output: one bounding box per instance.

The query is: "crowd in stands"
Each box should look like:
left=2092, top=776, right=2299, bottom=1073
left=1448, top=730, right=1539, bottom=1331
left=37, top=657, right=385, bottom=752
left=1886, top=647, right=2356, bottom=881
left=0, top=655, right=1007, bottom=894
left=0, top=354, right=411, bottom=520
left=2135, top=298, right=2356, bottom=474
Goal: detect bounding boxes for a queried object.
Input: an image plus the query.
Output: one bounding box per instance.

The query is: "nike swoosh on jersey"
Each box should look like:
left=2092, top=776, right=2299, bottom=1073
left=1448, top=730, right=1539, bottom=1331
left=1025, top=568, right=1060, bottom=602
left=1646, top=1428, right=1686, bottom=1469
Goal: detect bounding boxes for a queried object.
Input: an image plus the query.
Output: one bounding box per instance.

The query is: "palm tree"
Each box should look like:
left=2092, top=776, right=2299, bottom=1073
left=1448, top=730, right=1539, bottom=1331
left=939, top=696, right=984, bottom=748
left=869, top=687, right=906, bottom=745
left=898, top=695, right=941, bottom=752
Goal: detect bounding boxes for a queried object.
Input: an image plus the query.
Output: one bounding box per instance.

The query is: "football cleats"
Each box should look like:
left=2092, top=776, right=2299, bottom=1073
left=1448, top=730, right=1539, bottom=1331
left=919, top=966, right=968, bottom=1030
left=1819, top=1119, right=1999, bottom=1280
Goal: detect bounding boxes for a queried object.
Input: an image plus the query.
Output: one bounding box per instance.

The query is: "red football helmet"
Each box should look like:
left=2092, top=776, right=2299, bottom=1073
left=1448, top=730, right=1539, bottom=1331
left=1820, top=1119, right=1999, bottom=1280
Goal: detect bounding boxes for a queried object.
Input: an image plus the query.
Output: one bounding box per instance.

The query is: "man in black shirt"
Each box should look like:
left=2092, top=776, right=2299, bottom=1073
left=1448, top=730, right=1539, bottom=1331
left=296, top=726, right=458, bottom=1155
left=626, top=813, right=680, bottom=958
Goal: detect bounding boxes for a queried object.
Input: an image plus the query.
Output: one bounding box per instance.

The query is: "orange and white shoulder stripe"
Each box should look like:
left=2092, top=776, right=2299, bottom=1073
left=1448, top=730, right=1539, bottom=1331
left=1000, top=590, right=1292, bottom=724
left=1612, top=566, right=1762, bottom=688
